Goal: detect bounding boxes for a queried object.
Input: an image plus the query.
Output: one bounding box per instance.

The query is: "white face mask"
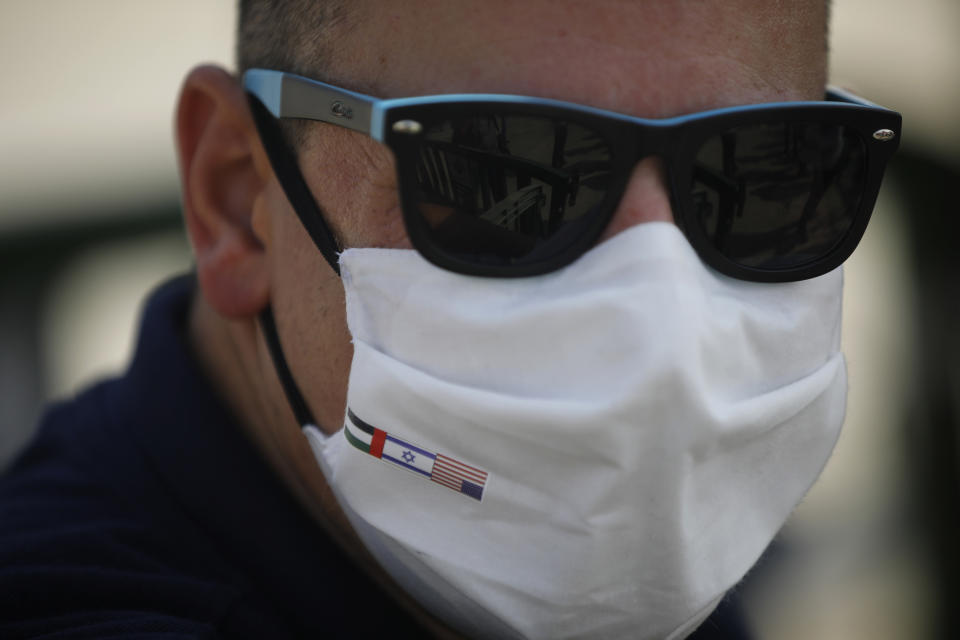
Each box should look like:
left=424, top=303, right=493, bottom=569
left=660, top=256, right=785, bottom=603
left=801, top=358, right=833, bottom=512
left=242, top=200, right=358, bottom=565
left=303, top=222, right=846, bottom=640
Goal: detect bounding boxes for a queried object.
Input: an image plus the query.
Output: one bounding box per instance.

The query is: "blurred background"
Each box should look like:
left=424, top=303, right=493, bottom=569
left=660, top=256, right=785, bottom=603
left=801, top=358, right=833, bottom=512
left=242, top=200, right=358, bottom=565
left=0, top=1, right=957, bottom=638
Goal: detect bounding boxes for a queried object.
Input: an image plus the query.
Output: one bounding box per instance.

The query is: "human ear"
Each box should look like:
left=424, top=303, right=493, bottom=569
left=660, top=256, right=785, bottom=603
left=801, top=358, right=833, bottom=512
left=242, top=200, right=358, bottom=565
left=175, top=64, right=271, bottom=318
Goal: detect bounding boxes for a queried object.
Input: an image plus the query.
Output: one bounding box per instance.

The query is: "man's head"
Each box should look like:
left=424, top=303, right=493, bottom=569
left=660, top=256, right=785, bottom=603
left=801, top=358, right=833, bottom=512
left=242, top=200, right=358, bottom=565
left=174, top=1, right=866, bottom=635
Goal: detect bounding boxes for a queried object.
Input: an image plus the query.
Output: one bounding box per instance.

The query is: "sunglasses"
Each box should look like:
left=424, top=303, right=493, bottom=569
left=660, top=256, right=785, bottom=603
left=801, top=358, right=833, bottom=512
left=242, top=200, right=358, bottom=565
left=244, top=69, right=901, bottom=282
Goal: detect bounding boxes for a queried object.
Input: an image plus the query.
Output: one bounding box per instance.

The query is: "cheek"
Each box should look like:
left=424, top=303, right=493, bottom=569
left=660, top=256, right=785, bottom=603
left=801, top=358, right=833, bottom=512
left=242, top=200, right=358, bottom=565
left=265, top=178, right=338, bottom=298
left=266, top=177, right=355, bottom=431
left=299, top=127, right=411, bottom=250
left=356, top=201, right=412, bottom=250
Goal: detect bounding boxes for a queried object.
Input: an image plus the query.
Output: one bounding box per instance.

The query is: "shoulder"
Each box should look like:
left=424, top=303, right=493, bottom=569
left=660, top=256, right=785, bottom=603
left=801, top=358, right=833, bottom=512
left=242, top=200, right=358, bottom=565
left=0, top=386, right=250, bottom=638
left=0, top=275, right=430, bottom=638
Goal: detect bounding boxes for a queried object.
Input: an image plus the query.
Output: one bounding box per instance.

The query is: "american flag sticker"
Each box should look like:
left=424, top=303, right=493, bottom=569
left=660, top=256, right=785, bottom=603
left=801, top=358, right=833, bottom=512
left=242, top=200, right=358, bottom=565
left=431, top=453, right=487, bottom=501
left=345, top=409, right=489, bottom=502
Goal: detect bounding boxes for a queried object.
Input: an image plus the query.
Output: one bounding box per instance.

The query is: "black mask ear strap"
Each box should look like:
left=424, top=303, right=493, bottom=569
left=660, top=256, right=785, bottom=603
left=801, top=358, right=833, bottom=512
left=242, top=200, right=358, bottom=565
left=259, top=305, right=318, bottom=429
left=248, top=93, right=339, bottom=429
left=247, top=94, right=341, bottom=276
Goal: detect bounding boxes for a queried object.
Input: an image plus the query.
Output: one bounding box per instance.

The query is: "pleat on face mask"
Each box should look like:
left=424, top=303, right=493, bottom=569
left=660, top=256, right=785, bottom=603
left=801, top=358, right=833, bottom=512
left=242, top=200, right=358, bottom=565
left=305, top=222, right=846, bottom=640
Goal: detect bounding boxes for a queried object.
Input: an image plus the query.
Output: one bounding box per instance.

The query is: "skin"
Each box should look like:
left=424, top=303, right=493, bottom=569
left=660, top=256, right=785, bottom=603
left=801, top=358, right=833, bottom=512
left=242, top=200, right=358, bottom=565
left=175, top=1, right=827, bottom=635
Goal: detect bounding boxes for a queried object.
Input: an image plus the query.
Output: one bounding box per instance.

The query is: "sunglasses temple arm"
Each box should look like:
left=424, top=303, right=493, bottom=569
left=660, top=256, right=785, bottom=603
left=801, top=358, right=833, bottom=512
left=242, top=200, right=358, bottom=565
left=246, top=94, right=343, bottom=276
left=243, top=68, right=377, bottom=136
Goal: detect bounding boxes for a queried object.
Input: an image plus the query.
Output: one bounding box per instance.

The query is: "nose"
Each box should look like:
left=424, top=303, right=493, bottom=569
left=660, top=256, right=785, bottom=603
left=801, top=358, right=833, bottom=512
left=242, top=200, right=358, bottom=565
left=597, top=157, right=674, bottom=243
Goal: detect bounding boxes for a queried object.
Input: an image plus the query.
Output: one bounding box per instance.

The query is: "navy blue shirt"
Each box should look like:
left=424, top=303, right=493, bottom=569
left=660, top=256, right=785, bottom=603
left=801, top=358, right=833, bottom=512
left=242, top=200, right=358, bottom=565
left=0, top=275, right=750, bottom=639
left=0, top=275, right=428, bottom=638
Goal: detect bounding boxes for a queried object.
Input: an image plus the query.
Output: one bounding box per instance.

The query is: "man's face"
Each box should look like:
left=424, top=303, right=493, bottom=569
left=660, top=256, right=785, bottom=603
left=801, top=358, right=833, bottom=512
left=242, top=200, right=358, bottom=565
left=236, top=2, right=831, bottom=627
left=263, top=0, right=828, bottom=433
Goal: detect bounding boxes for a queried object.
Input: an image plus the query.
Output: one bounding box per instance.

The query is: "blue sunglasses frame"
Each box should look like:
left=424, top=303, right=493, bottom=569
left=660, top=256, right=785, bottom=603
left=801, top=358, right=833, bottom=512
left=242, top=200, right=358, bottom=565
left=244, top=68, right=901, bottom=281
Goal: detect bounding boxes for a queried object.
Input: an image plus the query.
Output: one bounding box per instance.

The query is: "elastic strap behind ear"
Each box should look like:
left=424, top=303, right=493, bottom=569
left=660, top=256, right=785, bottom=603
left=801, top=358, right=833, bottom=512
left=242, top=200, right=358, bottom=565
left=247, top=94, right=342, bottom=276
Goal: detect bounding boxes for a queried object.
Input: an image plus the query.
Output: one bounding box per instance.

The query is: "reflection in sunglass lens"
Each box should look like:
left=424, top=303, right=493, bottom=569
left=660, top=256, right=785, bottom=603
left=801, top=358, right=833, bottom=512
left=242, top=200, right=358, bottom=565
left=411, top=115, right=614, bottom=266
left=691, top=122, right=866, bottom=270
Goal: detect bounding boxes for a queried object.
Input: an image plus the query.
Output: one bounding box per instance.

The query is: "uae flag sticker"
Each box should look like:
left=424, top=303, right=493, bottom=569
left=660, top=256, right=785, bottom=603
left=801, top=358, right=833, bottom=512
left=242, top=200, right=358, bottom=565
left=344, top=409, right=489, bottom=502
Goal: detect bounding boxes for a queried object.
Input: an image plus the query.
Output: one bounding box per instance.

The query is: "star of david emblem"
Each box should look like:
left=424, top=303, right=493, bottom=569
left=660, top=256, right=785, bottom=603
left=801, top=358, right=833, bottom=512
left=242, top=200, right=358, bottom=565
left=402, top=450, right=416, bottom=464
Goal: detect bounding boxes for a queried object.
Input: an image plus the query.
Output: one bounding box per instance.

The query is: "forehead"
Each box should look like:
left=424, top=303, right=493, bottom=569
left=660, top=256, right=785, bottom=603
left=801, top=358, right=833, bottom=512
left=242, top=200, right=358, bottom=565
left=330, top=0, right=827, bottom=118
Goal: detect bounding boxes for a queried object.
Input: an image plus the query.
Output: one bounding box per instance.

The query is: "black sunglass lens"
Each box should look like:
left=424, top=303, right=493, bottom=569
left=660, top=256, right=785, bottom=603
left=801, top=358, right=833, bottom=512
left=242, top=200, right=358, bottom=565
left=409, top=115, right=614, bottom=268
left=691, top=122, right=867, bottom=271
